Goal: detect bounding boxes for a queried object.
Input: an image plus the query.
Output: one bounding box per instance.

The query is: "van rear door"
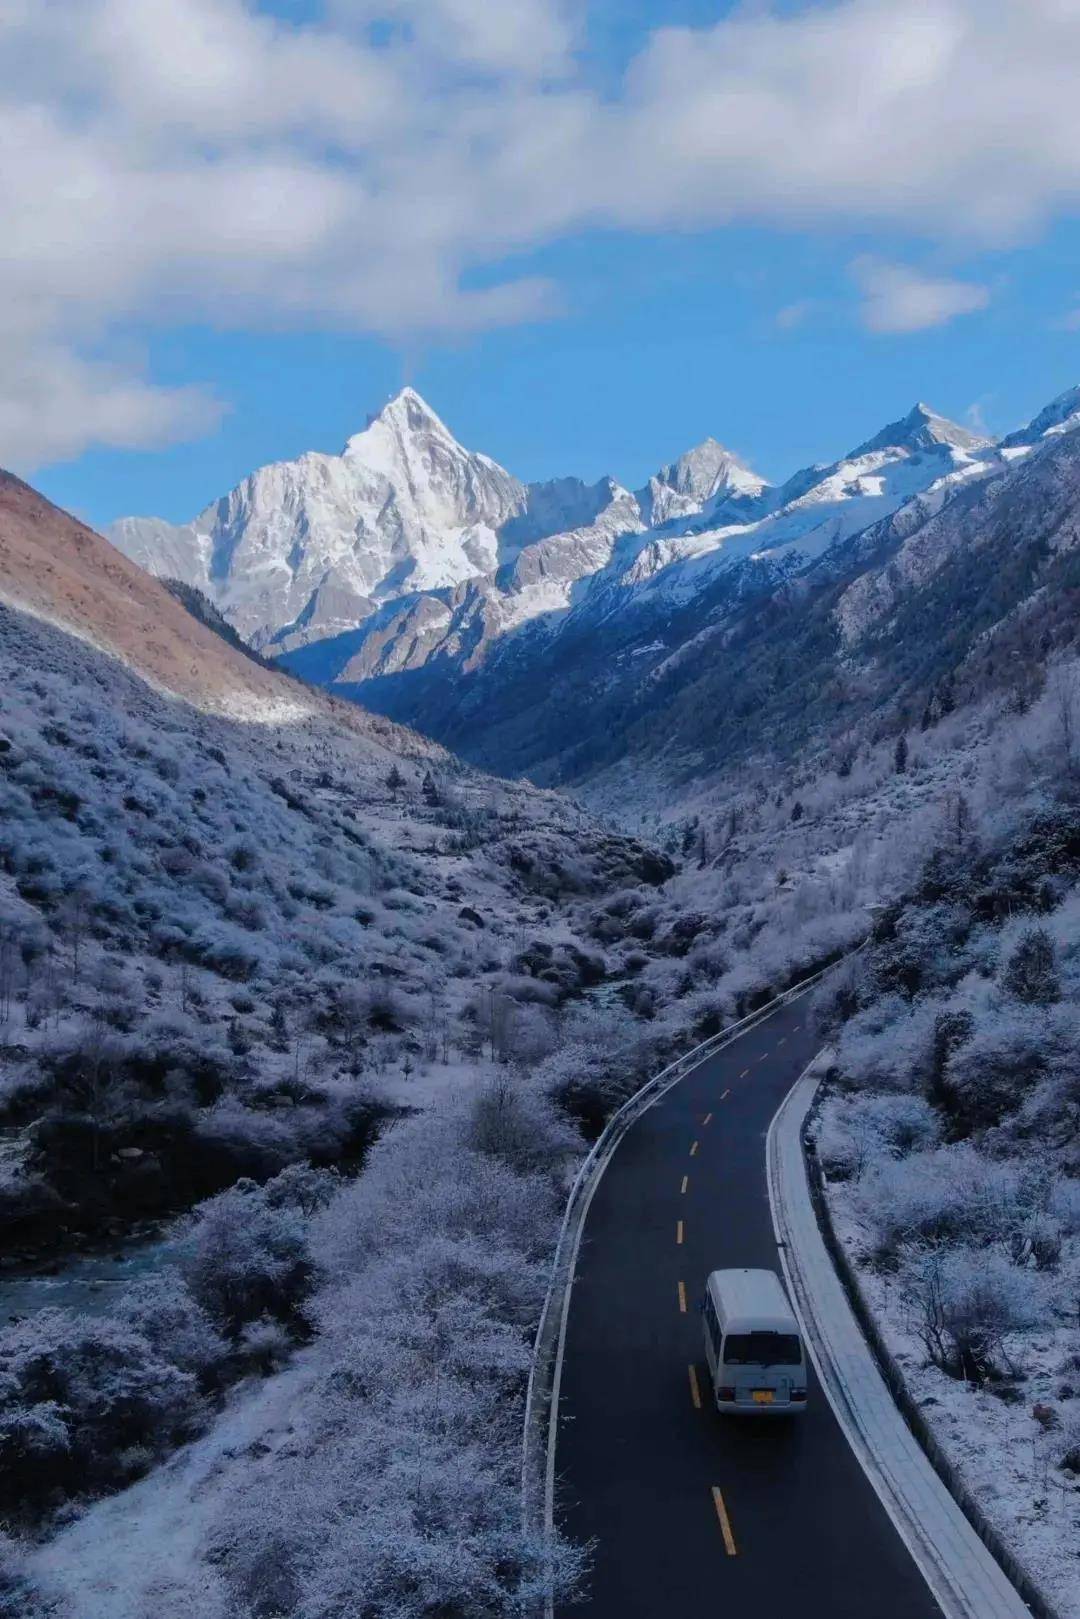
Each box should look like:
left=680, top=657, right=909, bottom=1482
left=721, top=1330, right=802, bottom=1406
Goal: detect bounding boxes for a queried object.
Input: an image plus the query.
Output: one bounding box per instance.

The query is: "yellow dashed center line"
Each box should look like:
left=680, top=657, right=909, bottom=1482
left=688, top=1364, right=702, bottom=1410
left=681, top=1175, right=688, bottom=1194
left=689, top=1140, right=699, bottom=1157
left=678, top=1280, right=687, bottom=1314
left=676, top=1219, right=684, bottom=1245
left=702, top=1111, right=713, bottom=1126
left=711, top=1486, right=738, bottom=1556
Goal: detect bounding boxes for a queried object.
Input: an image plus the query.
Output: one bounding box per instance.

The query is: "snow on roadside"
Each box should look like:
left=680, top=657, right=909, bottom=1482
left=824, top=1172, right=1080, bottom=1615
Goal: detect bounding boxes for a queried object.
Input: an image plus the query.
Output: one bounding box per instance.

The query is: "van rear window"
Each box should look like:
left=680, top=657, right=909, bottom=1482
left=723, top=1332, right=801, bottom=1366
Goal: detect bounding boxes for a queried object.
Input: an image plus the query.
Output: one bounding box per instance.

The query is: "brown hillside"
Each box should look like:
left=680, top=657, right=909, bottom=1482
left=0, top=468, right=318, bottom=719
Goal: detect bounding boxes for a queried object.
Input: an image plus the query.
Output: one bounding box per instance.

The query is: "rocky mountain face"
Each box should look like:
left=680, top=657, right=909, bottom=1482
left=325, top=388, right=1080, bottom=816
left=107, top=389, right=768, bottom=666
left=108, top=382, right=1080, bottom=818
left=109, top=389, right=526, bottom=652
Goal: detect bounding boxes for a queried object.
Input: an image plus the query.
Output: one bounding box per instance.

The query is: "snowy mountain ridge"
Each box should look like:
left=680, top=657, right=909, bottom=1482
left=109, top=390, right=773, bottom=662
left=110, top=383, right=1080, bottom=734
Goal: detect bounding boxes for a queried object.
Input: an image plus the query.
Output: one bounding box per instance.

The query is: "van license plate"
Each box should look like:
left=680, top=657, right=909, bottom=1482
left=751, top=1390, right=774, bottom=1404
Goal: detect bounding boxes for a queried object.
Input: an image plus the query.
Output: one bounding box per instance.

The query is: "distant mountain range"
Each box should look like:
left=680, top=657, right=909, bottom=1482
left=107, top=382, right=1080, bottom=810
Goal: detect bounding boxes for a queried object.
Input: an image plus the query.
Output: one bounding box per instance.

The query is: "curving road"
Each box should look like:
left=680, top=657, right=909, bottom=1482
left=555, top=995, right=942, bottom=1619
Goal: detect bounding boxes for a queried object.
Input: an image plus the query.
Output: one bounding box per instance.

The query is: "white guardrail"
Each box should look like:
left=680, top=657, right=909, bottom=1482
left=520, top=951, right=852, bottom=1605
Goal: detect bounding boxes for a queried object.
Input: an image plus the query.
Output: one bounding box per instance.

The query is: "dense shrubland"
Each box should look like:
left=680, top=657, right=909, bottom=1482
left=0, top=603, right=684, bottom=1612
left=3, top=1074, right=592, bottom=1616
left=208, top=1080, right=586, bottom=1618
left=809, top=661, right=1080, bottom=1608
left=0, top=604, right=677, bottom=1258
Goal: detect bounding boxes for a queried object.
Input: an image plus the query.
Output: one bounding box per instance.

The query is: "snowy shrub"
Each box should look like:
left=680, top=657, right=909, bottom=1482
left=817, top=1093, right=938, bottom=1180
left=235, top=1316, right=293, bottom=1374
left=941, top=1005, right=1052, bottom=1127
left=900, top=1244, right=1044, bottom=1380
left=211, top=1102, right=585, bottom=1619
left=0, top=1309, right=204, bottom=1510
left=857, top=1143, right=1028, bottom=1257
left=186, top=920, right=269, bottom=981
left=262, top=1163, right=341, bottom=1217
left=467, top=1070, right=579, bottom=1178
left=1001, top=926, right=1060, bottom=1006
left=535, top=1004, right=657, bottom=1137
left=115, top=1273, right=227, bottom=1380
left=181, top=1175, right=314, bottom=1337
left=834, top=994, right=938, bottom=1095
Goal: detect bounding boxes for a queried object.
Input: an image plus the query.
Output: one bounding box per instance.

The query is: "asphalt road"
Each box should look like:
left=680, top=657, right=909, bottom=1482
left=555, top=995, right=943, bottom=1619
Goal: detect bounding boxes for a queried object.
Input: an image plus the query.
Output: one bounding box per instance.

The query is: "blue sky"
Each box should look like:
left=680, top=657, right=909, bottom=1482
left=7, top=1, right=1080, bottom=527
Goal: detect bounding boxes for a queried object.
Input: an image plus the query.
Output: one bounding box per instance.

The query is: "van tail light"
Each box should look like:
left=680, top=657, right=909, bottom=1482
left=717, top=1386, right=736, bottom=1401
left=791, top=1389, right=807, bottom=1401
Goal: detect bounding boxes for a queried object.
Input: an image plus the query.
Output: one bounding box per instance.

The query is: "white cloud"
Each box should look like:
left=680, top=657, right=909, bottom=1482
left=775, top=300, right=816, bottom=331
left=851, top=257, right=991, bottom=333
left=0, top=347, right=225, bottom=471
left=3, top=0, right=1080, bottom=466
left=965, top=397, right=993, bottom=435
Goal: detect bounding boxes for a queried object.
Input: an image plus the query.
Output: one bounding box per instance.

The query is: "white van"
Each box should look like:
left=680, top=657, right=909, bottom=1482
left=702, top=1268, right=807, bottom=1414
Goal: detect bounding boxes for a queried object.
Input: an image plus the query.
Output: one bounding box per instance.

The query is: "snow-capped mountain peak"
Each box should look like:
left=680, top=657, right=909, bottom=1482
left=851, top=402, right=993, bottom=460
left=108, top=381, right=1080, bottom=703
left=109, top=388, right=525, bottom=651
left=343, top=386, right=459, bottom=461
left=1000, top=385, right=1080, bottom=452
left=637, top=437, right=767, bottom=527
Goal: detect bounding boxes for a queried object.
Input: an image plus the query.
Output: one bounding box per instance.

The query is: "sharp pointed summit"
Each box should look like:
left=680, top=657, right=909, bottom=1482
left=348, top=385, right=454, bottom=452
left=637, top=436, right=767, bottom=527
left=851, top=402, right=993, bottom=459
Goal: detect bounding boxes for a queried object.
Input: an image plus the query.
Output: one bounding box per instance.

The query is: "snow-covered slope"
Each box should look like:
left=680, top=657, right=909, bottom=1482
left=595, top=403, right=995, bottom=606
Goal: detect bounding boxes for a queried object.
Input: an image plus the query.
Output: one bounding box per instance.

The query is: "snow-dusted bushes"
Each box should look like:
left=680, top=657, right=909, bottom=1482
left=531, top=1000, right=660, bottom=1136
left=181, top=1176, right=319, bottom=1337
left=855, top=1144, right=1035, bottom=1258
left=899, top=1244, right=1045, bottom=1380
left=0, top=1164, right=339, bottom=1522
left=816, top=1092, right=938, bottom=1180
left=815, top=776, right=1080, bottom=1607
left=0, top=1309, right=204, bottom=1514
left=208, top=1087, right=585, bottom=1618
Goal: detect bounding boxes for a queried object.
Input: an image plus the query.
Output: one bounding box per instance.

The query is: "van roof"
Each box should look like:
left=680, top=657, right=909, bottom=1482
left=706, top=1267, right=800, bottom=1336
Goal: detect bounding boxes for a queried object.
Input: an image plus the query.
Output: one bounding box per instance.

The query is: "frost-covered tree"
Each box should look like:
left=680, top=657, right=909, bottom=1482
left=901, top=1245, right=1043, bottom=1381
left=1001, top=927, right=1060, bottom=1007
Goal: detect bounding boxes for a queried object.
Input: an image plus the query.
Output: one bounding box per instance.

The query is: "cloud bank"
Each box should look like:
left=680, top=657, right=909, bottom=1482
left=2, top=0, right=1079, bottom=466
left=851, top=258, right=991, bottom=333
